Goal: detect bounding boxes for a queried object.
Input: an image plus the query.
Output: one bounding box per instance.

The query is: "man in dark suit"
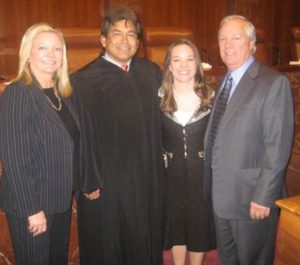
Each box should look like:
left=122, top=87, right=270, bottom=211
left=204, top=15, right=294, bottom=265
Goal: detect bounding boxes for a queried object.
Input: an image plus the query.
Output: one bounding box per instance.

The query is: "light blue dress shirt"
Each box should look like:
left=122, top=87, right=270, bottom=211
left=224, top=56, right=255, bottom=101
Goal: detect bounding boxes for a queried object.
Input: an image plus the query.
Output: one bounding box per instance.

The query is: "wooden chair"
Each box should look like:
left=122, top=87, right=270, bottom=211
left=255, top=27, right=269, bottom=65
left=143, top=26, right=194, bottom=68
left=61, top=27, right=102, bottom=73
left=289, top=26, right=300, bottom=61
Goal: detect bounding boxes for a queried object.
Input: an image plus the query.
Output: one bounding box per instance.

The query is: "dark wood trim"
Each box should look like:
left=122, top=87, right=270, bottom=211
left=227, top=0, right=237, bottom=14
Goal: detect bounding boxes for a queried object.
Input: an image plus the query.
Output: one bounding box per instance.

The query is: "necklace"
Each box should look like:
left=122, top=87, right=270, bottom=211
left=44, top=88, right=62, bottom=111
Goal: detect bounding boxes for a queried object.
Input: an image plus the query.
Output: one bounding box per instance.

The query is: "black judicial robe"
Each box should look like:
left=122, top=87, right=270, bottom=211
left=71, top=56, right=163, bottom=265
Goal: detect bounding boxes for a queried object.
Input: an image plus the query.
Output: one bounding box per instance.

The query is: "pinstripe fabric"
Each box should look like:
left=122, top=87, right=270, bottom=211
left=0, top=80, right=80, bottom=264
left=7, top=209, right=71, bottom=265
left=0, top=80, right=79, bottom=218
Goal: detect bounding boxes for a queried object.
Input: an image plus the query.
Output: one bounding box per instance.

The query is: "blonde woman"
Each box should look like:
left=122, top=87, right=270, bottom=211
left=160, top=39, right=216, bottom=265
left=0, top=23, right=81, bottom=265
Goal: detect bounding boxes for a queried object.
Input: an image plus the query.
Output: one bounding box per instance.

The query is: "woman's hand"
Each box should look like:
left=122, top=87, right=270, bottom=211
left=84, top=189, right=101, bottom=200
left=28, top=211, right=47, bottom=237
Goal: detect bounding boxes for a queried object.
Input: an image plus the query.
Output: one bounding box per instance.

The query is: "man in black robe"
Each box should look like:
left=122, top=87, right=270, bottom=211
left=71, top=6, right=163, bottom=265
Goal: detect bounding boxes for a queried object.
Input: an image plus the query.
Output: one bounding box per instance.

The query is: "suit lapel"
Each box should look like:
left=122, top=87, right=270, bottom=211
left=205, top=61, right=260, bottom=149
left=219, top=60, right=260, bottom=130
left=204, top=76, right=225, bottom=149
left=29, top=83, right=66, bottom=130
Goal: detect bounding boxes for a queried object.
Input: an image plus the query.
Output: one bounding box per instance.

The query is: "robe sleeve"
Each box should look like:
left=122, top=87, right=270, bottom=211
left=71, top=74, right=104, bottom=193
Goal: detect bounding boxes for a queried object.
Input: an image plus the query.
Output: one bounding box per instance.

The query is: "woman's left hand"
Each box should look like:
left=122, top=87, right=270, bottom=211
left=28, top=211, right=47, bottom=237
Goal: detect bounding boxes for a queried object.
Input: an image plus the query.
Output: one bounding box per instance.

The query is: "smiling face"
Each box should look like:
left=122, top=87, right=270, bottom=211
left=100, top=19, right=139, bottom=64
left=169, top=44, right=197, bottom=85
left=218, top=19, right=255, bottom=71
left=29, top=31, right=63, bottom=82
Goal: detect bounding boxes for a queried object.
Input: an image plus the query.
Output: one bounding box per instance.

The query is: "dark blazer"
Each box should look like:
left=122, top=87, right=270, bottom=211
left=204, top=60, right=294, bottom=220
left=0, top=80, right=80, bottom=218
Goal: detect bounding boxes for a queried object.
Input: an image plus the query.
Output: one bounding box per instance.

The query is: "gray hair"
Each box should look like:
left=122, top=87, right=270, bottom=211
left=218, top=15, right=257, bottom=53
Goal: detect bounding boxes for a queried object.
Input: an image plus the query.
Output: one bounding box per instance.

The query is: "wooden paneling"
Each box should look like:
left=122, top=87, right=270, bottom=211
left=198, top=0, right=228, bottom=65
left=0, top=0, right=103, bottom=37
left=274, top=0, right=300, bottom=63
left=0, top=0, right=104, bottom=75
left=285, top=70, right=300, bottom=196
left=231, top=0, right=277, bottom=64
left=0, top=0, right=229, bottom=76
left=233, top=0, right=276, bottom=32
left=1, top=0, right=300, bottom=76
left=118, top=0, right=228, bottom=65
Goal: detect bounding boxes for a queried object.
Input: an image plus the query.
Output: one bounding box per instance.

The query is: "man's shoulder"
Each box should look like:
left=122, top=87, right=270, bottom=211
left=247, top=62, right=290, bottom=96
left=132, top=57, right=162, bottom=83
left=247, top=61, right=285, bottom=83
left=3, top=80, right=33, bottom=97
left=132, top=57, right=161, bottom=70
left=71, top=57, right=103, bottom=78
left=251, top=61, right=282, bottom=78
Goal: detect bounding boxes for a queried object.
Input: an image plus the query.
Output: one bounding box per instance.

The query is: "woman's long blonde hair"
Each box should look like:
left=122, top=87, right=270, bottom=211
left=8, top=23, right=72, bottom=97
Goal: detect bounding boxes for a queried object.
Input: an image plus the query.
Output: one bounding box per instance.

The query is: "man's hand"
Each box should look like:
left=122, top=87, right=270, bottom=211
left=84, top=189, right=101, bottom=200
left=28, top=211, right=47, bottom=237
left=250, top=201, right=270, bottom=220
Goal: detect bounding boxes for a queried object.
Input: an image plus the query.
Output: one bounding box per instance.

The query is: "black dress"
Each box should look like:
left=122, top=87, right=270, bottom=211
left=161, top=110, right=216, bottom=252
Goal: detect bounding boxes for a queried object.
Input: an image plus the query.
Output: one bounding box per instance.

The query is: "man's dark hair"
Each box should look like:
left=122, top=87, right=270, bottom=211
left=101, top=6, right=142, bottom=38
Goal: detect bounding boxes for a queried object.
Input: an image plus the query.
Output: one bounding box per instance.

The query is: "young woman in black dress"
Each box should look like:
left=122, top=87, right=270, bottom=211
left=159, top=39, right=216, bottom=265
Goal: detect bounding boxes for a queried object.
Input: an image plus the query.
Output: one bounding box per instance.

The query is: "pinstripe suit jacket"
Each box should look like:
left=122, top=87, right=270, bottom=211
left=0, top=80, right=80, bottom=218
